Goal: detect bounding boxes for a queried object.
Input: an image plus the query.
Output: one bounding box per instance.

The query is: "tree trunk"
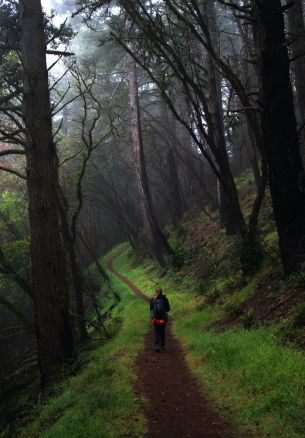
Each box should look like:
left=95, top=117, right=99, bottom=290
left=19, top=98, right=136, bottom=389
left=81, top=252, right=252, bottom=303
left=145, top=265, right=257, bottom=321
left=235, top=12, right=262, bottom=190
left=160, top=98, right=183, bottom=224
left=69, top=245, right=88, bottom=340
left=217, top=180, right=236, bottom=234
left=287, top=0, right=305, bottom=161
left=19, top=0, right=75, bottom=385
left=254, top=0, right=305, bottom=273
left=244, top=117, right=262, bottom=189
left=172, top=92, right=200, bottom=209
left=126, top=50, right=172, bottom=266
left=57, top=184, right=88, bottom=342
left=200, top=0, right=246, bottom=236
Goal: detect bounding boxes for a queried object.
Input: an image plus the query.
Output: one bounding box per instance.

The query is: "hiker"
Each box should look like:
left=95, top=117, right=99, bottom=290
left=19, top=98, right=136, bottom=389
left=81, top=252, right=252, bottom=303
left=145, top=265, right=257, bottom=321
left=150, top=287, right=170, bottom=352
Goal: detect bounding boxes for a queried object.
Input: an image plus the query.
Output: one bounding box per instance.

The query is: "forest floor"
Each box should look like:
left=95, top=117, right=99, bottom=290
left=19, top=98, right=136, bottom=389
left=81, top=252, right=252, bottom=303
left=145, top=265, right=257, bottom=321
left=108, top=256, right=234, bottom=438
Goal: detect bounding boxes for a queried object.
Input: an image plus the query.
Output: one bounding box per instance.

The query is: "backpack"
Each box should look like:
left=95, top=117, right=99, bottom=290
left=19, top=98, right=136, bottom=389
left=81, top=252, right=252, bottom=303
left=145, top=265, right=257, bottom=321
left=153, top=298, right=167, bottom=321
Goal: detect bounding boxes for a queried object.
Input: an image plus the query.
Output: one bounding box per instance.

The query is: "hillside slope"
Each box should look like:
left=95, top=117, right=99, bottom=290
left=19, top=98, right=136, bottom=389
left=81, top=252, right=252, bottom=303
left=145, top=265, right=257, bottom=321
left=12, top=175, right=305, bottom=438
left=110, top=173, right=305, bottom=437
left=113, top=248, right=305, bottom=437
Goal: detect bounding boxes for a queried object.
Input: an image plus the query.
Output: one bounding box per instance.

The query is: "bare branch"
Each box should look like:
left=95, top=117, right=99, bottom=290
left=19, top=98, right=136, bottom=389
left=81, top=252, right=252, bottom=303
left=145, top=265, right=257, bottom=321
left=46, top=50, right=75, bottom=56
left=0, top=165, right=26, bottom=179
left=0, top=148, right=25, bottom=158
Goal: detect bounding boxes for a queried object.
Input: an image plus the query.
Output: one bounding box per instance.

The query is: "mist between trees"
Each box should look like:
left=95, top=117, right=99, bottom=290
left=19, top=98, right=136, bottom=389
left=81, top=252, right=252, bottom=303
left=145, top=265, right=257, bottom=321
left=0, top=0, right=305, bottom=427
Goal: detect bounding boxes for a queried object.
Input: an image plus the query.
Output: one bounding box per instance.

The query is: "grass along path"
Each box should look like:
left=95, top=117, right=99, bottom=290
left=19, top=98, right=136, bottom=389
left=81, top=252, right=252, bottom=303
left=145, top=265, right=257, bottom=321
left=16, top=245, right=148, bottom=438
left=114, top=248, right=305, bottom=437
left=16, top=242, right=305, bottom=437
left=108, top=252, right=234, bottom=438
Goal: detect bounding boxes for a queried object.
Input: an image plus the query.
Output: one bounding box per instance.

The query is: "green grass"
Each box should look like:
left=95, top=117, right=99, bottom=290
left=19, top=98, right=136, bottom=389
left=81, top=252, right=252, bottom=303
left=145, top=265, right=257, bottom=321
left=179, top=325, right=305, bottom=437
left=13, top=239, right=305, bottom=438
left=17, top=249, right=148, bottom=438
left=115, top=247, right=305, bottom=438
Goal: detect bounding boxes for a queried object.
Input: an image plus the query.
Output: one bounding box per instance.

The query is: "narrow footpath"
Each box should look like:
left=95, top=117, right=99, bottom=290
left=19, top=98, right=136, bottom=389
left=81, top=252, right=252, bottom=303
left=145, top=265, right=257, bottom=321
left=108, top=257, right=234, bottom=438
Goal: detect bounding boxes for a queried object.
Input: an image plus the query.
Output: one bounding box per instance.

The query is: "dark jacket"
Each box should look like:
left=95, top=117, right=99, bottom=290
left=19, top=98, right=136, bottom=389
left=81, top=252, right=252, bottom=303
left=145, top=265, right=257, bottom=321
left=150, top=294, right=170, bottom=321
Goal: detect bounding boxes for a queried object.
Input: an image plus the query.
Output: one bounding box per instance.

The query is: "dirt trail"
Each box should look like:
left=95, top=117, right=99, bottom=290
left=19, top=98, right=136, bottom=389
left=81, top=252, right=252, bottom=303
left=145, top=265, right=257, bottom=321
left=108, top=257, right=234, bottom=438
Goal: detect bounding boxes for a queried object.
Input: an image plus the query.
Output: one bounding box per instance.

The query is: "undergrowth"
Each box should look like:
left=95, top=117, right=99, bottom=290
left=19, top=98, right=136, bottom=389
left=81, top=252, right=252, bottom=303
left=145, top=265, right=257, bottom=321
left=12, top=245, right=148, bottom=438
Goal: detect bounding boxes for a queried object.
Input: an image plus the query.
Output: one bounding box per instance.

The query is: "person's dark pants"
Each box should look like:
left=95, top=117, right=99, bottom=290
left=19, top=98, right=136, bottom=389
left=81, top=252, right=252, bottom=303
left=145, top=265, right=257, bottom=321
left=154, top=324, right=166, bottom=348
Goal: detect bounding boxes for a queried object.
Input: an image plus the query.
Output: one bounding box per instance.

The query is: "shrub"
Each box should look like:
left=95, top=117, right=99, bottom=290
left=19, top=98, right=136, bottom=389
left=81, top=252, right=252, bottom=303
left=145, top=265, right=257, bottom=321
left=238, top=236, right=264, bottom=276
left=205, top=289, right=220, bottom=304
left=224, top=304, right=242, bottom=319
left=241, top=308, right=255, bottom=329
left=167, top=225, right=191, bottom=269
left=293, top=304, right=305, bottom=329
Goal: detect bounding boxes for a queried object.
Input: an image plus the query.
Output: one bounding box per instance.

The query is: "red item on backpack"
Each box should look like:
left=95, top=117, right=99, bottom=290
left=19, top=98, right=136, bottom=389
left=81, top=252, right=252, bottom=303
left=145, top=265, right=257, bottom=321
left=152, top=318, right=165, bottom=325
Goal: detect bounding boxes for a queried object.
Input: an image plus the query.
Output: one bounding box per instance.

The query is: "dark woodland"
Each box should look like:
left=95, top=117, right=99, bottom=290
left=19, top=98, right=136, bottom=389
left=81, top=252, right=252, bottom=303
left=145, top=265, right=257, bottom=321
left=1, top=0, right=305, bottom=436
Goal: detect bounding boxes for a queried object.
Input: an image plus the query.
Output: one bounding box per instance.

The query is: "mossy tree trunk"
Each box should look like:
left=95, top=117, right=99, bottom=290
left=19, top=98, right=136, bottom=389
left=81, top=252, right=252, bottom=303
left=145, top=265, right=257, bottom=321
left=19, top=0, right=75, bottom=385
left=126, top=50, right=173, bottom=266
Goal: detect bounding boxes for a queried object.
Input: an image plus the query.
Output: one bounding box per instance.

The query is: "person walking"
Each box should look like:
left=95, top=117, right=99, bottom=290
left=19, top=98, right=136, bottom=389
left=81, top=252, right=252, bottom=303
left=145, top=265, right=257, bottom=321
left=150, top=287, right=170, bottom=352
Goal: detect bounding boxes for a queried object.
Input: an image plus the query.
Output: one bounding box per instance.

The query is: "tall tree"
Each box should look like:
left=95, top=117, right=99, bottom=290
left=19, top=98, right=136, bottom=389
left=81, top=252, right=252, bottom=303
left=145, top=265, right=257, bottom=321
left=126, top=50, right=173, bottom=266
left=200, top=0, right=238, bottom=234
left=112, top=0, right=267, bottom=242
left=19, top=0, right=75, bottom=384
left=232, top=11, right=262, bottom=189
left=254, top=0, right=305, bottom=273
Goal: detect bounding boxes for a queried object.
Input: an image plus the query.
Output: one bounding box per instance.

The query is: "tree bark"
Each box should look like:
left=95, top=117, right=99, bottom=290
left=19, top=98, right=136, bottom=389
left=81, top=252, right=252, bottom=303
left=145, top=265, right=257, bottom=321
left=287, top=0, right=305, bottom=161
left=254, top=0, right=305, bottom=273
left=19, top=0, right=75, bottom=385
left=126, top=50, right=173, bottom=266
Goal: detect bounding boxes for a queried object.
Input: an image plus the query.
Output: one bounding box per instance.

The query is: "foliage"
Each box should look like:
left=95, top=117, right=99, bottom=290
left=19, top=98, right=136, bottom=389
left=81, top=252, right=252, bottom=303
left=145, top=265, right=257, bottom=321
left=0, top=52, right=22, bottom=94
left=1, top=240, right=30, bottom=279
left=237, top=236, right=265, bottom=276
left=293, top=303, right=305, bottom=329
left=205, top=288, right=220, bottom=304
left=167, top=225, right=191, bottom=269
left=241, top=307, right=255, bottom=329
left=0, top=190, right=27, bottom=229
left=0, top=190, right=30, bottom=286
left=83, top=266, right=103, bottom=295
